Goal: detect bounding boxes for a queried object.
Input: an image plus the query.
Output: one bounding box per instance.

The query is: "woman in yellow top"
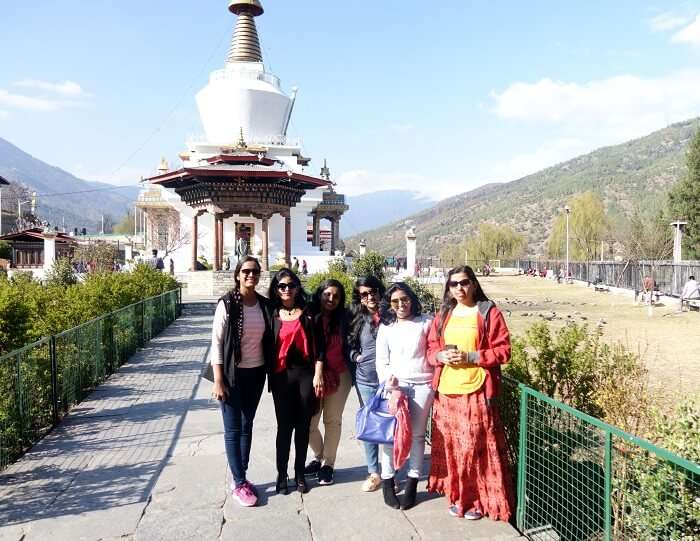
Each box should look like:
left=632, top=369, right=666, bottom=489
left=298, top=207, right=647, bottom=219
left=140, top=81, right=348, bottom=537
left=426, top=265, right=514, bottom=522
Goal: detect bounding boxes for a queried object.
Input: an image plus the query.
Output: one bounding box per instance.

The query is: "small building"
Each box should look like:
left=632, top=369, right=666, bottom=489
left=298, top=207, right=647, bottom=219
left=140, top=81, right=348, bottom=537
left=0, top=228, right=76, bottom=272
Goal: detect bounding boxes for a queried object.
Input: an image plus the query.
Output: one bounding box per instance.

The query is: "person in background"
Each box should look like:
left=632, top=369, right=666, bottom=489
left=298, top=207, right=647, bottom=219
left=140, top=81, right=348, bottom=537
left=681, top=275, right=700, bottom=310
left=348, top=276, right=386, bottom=492
left=150, top=249, right=164, bottom=271
left=269, top=268, right=323, bottom=494
left=305, top=279, right=352, bottom=486
left=376, top=282, right=434, bottom=510
left=301, top=259, right=308, bottom=276
left=292, top=257, right=300, bottom=273
left=210, top=256, right=274, bottom=507
left=426, top=265, right=514, bottom=522
left=169, top=257, right=175, bottom=275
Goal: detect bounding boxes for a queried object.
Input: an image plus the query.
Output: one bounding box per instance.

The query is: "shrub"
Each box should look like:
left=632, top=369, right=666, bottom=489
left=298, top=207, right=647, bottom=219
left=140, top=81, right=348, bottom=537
left=403, top=277, right=440, bottom=315
left=0, top=240, right=11, bottom=260
left=44, top=258, right=77, bottom=287
left=352, top=251, right=385, bottom=281
left=327, top=258, right=348, bottom=274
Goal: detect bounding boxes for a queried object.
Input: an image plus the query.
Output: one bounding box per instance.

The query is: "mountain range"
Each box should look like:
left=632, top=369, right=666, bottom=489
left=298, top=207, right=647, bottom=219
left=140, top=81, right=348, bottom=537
left=0, top=137, right=138, bottom=232
left=345, top=118, right=698, bottom=256
left=342, top=191, right=434, bottom=237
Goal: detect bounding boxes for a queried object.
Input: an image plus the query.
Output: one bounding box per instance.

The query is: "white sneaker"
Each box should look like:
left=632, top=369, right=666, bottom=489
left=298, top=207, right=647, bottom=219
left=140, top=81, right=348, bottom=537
left=362, top=473, right=381, bottom=492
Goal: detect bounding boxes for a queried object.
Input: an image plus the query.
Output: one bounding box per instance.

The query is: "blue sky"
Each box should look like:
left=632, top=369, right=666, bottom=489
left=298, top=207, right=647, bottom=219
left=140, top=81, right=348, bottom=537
left=3, top=1, right=700, bottom=201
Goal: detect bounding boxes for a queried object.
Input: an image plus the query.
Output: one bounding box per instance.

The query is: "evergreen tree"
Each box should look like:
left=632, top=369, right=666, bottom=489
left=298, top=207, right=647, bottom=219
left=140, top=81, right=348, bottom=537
left=668, top=129, right=700, bottom=259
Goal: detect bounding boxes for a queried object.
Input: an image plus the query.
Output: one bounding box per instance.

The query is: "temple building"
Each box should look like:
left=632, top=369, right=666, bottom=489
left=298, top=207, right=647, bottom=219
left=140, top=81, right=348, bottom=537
left=136, top=0, right=348, bottom=291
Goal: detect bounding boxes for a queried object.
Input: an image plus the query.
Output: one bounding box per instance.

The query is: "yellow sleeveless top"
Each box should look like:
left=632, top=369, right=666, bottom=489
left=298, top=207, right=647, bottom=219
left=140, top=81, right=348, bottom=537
left=437, top=305, right=485, bottom=395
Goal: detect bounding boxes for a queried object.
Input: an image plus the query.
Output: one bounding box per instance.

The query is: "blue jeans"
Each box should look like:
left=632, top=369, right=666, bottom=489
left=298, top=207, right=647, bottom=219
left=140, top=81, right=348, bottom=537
left=355, top=382, right=380, bottom=475
left=220, top=366, right=266, bottom=487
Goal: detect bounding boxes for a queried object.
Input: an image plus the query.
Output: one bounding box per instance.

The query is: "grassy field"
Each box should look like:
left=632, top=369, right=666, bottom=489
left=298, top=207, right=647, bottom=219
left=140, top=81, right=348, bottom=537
left=437, top=274, right=700, bottom=397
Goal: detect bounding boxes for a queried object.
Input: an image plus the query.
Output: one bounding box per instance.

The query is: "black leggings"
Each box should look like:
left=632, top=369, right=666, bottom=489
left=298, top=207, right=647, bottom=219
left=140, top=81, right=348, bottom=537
left=270, top=364, right=317, bottom=477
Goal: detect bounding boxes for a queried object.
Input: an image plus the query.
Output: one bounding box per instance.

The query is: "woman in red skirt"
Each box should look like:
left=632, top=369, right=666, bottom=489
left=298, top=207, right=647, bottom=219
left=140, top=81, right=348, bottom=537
left=426, top=265, right=514, bottom=521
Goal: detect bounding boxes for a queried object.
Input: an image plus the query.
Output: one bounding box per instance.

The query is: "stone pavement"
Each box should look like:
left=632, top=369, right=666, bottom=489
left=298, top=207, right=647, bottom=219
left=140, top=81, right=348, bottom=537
left=0, top=301, right=522, bottom=541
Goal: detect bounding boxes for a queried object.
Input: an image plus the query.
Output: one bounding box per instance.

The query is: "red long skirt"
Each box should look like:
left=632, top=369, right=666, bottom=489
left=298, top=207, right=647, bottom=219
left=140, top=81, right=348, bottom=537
left=427, top=389, right=515, bottom=521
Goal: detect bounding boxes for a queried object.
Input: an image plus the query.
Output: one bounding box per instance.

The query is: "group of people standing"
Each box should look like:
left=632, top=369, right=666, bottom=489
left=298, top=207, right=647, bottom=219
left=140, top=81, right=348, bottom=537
left=209, top=256, right=514, bottom=522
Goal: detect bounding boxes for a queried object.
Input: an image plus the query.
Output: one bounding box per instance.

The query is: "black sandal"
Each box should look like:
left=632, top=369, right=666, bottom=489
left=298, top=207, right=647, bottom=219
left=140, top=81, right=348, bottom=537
left=276, top=474, right=289, bottom=495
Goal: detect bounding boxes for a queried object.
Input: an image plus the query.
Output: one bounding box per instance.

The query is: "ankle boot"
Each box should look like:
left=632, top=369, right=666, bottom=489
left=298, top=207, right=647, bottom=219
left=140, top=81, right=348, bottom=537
left=276, top=473, right=289, bottom=495
left=401, top=477, right=418, bottom=510
left=382, top=477, right=400, bottom=509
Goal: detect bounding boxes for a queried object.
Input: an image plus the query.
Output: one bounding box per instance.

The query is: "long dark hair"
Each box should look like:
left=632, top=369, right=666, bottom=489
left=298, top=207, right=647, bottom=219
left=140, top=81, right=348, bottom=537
left=312, top=279, right=346, bottom=334
left=349, top=276, right=385, bottom=346
left=233, top=256, right=261, bottom=290
left=269, top=268, right=306, bottom=310
left=379, top=281, right=422, bottom=325
left=436, top=265, right=489, bottom=337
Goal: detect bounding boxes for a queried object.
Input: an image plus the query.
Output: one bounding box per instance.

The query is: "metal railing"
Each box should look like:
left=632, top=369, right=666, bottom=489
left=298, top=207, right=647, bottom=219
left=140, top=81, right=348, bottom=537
left=428, top=377, right=700, bottom=540
left=514, top=259, right=700, bottom=298
left=0, top=289, right=181, bottom=471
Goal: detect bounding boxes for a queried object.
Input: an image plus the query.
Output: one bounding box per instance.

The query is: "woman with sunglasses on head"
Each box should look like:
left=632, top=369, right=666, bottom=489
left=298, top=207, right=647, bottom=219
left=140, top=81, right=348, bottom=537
left=347, top=276, right=386, bottom=492
left=210, top=256, right=274, bottom=508
left=268, top=268, right=323, bottom=495
left=375, top=282, right=434, bottom=510
left=304, top=279, right=353, bottom=486
left=426, top=266, right=514, bottom=522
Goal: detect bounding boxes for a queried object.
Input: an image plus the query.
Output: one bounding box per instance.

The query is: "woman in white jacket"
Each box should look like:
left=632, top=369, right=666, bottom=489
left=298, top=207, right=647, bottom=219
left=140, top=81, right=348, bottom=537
left=375, top=282, right=434, bottom=510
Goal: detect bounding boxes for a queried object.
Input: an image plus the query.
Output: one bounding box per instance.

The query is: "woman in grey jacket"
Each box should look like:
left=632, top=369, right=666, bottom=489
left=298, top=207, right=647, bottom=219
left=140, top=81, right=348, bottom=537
left=348, top=276, right=386, bottom=492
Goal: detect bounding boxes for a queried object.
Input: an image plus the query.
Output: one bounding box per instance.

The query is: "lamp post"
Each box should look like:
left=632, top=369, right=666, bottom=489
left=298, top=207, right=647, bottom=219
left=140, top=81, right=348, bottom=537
left=564, top=205, right=571, bottom=279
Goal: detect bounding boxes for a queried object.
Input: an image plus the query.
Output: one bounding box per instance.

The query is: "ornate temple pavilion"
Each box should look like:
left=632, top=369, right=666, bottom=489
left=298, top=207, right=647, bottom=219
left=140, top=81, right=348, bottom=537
left=138, top=0, right=348, bottom=286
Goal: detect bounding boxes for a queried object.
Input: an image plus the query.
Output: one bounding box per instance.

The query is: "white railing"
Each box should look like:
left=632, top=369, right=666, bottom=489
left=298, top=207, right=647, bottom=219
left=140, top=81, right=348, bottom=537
left=209, top=68, right=281, bottom=89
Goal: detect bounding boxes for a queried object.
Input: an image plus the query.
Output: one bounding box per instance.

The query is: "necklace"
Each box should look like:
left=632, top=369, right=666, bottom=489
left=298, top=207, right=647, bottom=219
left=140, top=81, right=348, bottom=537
left=281, top=306, right=297, bottom=317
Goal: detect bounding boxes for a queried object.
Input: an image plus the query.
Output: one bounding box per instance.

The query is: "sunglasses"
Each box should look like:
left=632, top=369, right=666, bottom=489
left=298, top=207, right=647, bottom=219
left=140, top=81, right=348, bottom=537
left=390, top=296, right=411, bottom=307
left=359, top=289, right=378, bottom=299
left=240, top=268, right=260, bottom=276
left=277, top=282, right=298, bottom=291
left=448, top=279, right=471, bottom=288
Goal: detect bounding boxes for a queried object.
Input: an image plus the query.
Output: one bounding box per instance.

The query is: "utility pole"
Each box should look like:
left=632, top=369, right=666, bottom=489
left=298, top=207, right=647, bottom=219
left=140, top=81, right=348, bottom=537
left=564, top=205, right=571, bottom=278
left=101, top=215, right=105, bottom=235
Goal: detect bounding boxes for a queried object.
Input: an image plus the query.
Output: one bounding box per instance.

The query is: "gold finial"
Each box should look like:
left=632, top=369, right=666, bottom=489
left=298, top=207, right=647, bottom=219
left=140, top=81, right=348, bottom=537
left=158, top=157, right=169, bottom=173
left=320, top=159, right=331, bottom=181
left=237, top=128, right=248, bottom=149
left=226, top=1, right=264, bottom=64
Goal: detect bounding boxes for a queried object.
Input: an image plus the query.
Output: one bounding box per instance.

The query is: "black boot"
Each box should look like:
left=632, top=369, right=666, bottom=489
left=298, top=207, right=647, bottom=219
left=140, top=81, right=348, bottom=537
left=276, top=473, right=289, bottom=495
left=382, top=477, right=400, bottom=509
left=401, top=477, right=418, bottom=510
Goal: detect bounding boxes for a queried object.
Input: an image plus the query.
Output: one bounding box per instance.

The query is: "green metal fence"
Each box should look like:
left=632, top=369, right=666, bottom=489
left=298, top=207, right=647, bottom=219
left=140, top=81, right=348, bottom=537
left=0, top=289, right=181, bottom=471
left=428, top=377, right=700, bottom=540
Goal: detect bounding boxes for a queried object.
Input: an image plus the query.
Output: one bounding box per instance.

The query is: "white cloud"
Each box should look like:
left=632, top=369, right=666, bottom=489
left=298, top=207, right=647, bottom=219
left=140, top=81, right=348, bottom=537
left=0, top=110, right=9, bottom=119
left=14, top=79, right=92, bottom=97
left=672, top=15, right=700, bottom=45
left=0, top=89, right=60, bottom=111
left=336, top=169, right=466, bottom=200
left=649, top=12, right=689, bottom=32
left=490, top=70, right=700, bottom=141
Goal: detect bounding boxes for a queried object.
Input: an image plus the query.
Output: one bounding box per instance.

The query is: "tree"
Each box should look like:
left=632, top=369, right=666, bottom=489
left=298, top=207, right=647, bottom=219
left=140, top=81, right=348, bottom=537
left=73, top=241, right=118, bottom=272
left=546, top=193, right=609, bottom=261
left=668, top=128, right=700, bottom=259
left=352, top=251, right=385, bottom=281
left=113, top=210, right=136, bottom=235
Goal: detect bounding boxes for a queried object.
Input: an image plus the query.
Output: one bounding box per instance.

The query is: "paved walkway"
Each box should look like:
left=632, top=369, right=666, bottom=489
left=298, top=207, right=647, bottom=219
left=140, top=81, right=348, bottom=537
left=0, top=302, right=521, bottom=541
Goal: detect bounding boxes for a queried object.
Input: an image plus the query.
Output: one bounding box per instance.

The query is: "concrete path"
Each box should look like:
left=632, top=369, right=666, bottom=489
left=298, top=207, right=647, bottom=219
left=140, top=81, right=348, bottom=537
left=0, top=302, right=522, bottom=541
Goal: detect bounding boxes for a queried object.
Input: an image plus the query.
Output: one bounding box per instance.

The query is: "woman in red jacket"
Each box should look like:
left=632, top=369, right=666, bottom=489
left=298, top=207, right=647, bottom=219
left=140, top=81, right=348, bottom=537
left=426, top=265, right=514, bottom=522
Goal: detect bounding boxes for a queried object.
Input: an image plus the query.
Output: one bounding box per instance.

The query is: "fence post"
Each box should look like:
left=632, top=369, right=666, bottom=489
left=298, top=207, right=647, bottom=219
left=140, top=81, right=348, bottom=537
left=604, top=431, right=613, bottom=541
left=139, top=300, right=145, bottom=347
left=50, top=336, right=58, bottom=426
left=107, top=313, right=115, bottom=375
left=516, top=386, right=529, bottom=530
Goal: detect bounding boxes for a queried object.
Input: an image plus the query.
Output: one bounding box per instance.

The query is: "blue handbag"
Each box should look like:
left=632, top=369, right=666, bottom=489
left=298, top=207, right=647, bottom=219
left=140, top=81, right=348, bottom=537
left=355, top=384, right=396, bottom=444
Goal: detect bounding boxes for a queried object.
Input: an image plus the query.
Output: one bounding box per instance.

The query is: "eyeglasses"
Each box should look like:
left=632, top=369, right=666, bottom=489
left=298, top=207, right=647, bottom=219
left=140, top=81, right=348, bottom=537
left=359, top=289, right=378, bottom=299
left=241, top=268, right=260, bottom=276
left=390, top=296, right=411, bottom=307
left=448, top=279, right=471, bottom=288
left=277, top=282, right=298, bottom=291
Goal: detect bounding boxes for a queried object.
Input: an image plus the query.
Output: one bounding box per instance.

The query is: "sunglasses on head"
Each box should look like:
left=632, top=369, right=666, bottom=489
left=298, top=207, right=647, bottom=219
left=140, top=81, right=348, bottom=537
left=277, top=282, right=298, bottom=291
left=241, top=268, right=260, bottom=276
left=390, top=296, right=411, bottom=307
left=448, top=278, right=471, bottom=288
left=359, top=288, right=378, bottom=299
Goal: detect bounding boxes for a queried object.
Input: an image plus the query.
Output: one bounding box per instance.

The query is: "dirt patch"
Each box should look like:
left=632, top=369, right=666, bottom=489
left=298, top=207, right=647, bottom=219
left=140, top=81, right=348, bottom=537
left=466, top=274, right=700, bottom=396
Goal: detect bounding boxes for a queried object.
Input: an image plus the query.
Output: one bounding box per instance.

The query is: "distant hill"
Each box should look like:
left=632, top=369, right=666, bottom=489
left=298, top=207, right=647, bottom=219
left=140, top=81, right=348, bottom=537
left=0, top=137, right=138, bottom=232
left=346, top=118, right=698, bottom=256
left=342, top=190, right=434, bottom=237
